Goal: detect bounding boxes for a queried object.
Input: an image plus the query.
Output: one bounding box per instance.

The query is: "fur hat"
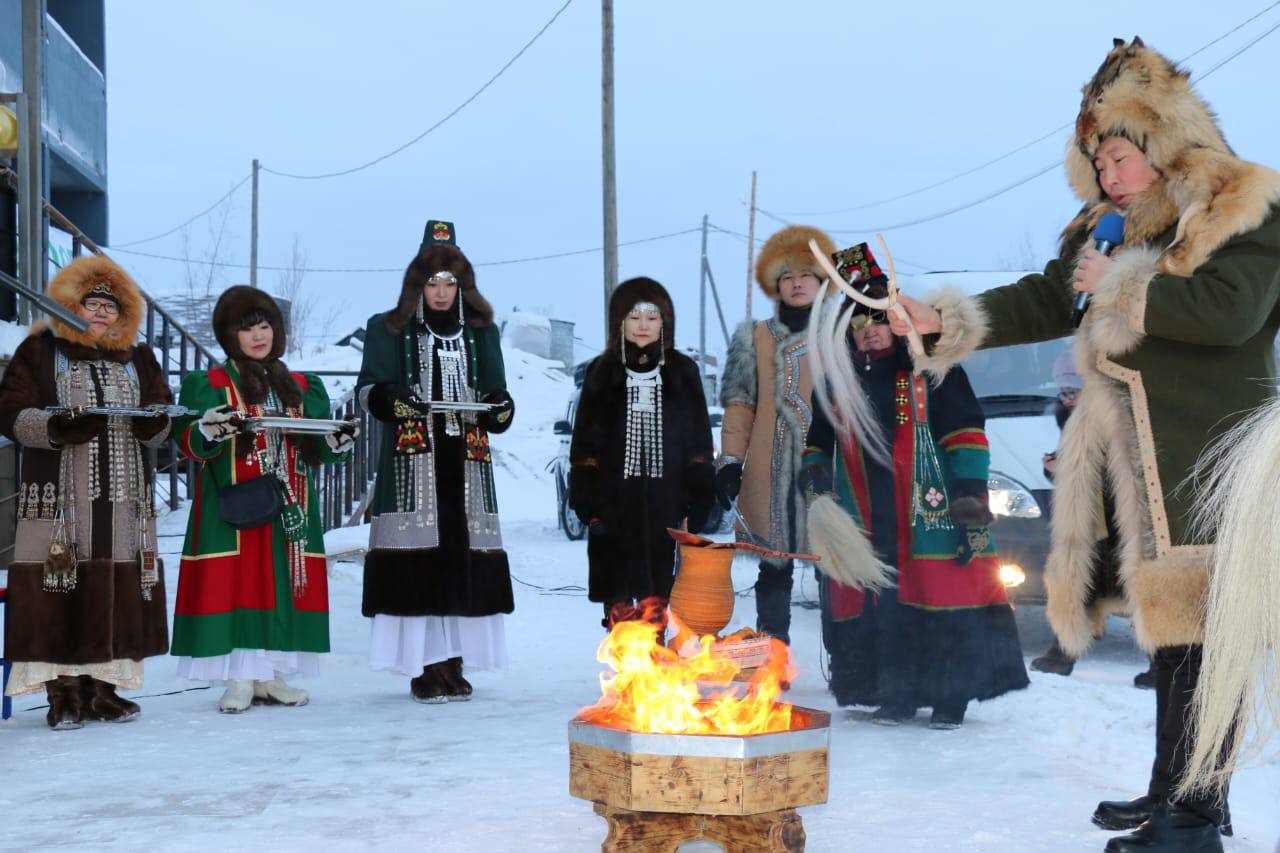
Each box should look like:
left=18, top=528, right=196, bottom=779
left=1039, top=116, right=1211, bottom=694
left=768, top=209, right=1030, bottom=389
left=1067, top=37, right=1231, bottom=206
left=47, top=255, right=145, bottom=353
left=606, top=277, right=675, bottom=354
left=384, top=243, right=493, bottom=334
left=754, top=225, right=836, bottom=302
left=212, top=285, right=301, bottom=410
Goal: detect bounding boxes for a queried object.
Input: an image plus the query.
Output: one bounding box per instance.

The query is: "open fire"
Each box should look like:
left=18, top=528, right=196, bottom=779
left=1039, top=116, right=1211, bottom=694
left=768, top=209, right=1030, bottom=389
left=576, top=617, right=797, bottom=736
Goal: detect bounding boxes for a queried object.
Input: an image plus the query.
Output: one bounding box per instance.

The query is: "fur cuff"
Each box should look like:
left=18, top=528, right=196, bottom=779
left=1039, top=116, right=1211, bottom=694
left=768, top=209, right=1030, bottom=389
left=1126, top=551, right=1209, bottom=654
left=13, top=408, right=56, bottom=449
left=914, top=286, right=989, bottom=381
left=1084, top=246, right=1159, bottom=357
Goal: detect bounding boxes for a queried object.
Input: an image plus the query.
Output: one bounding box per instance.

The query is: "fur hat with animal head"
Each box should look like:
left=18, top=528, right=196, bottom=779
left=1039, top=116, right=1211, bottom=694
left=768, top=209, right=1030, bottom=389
left=1066, top=36, right=1231, bottom=207
left=47, top=255, right=145, bottom=353
left=212, top=285, right=302, bottom=411
left=754, top=225, right=836, bottom=303
left=384, top=220, right=494, bottom=334
left=606, top=277, right=676, bottom=355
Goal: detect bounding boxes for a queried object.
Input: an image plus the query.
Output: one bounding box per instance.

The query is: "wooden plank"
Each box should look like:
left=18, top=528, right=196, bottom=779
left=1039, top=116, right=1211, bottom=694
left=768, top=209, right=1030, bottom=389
left=570, top=742, right=633, bottom=806
left=627, top=752, right=744, bottom=815
left=741, top=749, right=829, bottom=813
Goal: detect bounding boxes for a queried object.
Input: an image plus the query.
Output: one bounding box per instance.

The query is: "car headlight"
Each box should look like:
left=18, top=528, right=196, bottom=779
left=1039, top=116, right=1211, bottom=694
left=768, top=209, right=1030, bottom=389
left=988, top=472, right=1041, bottom=519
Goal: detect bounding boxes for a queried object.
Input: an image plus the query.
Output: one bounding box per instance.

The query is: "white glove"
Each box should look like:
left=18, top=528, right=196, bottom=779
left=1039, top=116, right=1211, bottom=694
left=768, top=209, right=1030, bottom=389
left=198, top=405, right=241, bottom=443
left=325, top=422, right=359, bottom=454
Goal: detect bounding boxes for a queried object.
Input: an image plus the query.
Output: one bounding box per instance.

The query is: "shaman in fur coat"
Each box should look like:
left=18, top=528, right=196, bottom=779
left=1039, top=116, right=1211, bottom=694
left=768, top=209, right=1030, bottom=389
left=915, top=39, right=1280, bottom=660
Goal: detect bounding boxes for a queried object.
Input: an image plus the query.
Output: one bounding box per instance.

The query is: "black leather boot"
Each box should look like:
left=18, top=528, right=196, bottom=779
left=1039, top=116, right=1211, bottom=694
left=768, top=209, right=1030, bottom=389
left=1093, top=795, right=1160, bottom=831
left=1030, top=639, right=1076, bottom=676
left=1103, top=800, right=1223, bottom=853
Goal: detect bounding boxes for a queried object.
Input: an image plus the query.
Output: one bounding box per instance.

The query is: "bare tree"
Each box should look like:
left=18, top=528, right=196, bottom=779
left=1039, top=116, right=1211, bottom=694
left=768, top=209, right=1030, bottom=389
left=273, top=234, right=316, bottom=358
left=173, top=192, right=237, bottom=351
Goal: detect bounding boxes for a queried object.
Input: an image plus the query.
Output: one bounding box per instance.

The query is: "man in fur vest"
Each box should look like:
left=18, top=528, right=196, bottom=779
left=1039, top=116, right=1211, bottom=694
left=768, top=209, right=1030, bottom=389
left=717, top=225, right=835, bottom=644
left=893, top=38, right=1280, bottom=852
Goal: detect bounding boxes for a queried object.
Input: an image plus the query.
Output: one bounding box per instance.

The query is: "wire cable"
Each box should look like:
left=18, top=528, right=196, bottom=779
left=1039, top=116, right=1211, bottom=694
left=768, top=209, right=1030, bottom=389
left=112, top=175, right=251, bottom=248
left=261, top=0, right=574, bottom=181
left=110, top=226, right=701, bottom=274
left=764, top=1, right=1280, bottom=219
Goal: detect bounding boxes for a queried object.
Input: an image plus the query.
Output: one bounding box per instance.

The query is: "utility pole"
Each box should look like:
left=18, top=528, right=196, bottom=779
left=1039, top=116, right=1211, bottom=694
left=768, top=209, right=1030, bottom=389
left=746, top=170, right=757, bottom=316
left=699, top=214, right=708, bottom=395
left=250, top=158, right=260, bottom=288
left=600, top=0, right=618, bottom=339
left=18, top=0, right=45, bottom=311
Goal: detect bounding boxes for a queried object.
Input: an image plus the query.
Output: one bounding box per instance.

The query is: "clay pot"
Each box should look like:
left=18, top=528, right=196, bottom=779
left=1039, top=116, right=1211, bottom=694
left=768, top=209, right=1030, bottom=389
left=668, top=544, right=735, bottom=637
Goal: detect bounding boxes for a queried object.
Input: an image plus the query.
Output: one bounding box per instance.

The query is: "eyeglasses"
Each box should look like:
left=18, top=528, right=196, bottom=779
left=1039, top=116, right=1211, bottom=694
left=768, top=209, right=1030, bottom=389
left=82, top=299, right=120, bottom=316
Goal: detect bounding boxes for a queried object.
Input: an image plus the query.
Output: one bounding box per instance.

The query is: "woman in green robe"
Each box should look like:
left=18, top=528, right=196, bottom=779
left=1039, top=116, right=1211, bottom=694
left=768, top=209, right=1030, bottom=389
left=171, top=287, right=355, bottom=713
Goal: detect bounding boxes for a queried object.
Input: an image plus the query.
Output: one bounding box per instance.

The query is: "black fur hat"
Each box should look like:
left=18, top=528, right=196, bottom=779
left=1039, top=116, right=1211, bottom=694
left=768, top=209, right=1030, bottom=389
left=384, top=243, right=494, bottom=334
left=212, top=285, right=302, bottom=411
left=605, top=277, right=676, bottom=356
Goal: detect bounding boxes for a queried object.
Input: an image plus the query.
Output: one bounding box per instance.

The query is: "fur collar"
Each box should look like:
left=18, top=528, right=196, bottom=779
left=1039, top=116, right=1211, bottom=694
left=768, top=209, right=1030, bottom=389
left=45, top=256, right=145, bottom=352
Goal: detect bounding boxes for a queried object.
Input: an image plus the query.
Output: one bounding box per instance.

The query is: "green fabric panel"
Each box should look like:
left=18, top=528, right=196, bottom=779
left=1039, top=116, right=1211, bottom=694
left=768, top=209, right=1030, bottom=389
left=943, top=446, right=989, bottom=482
left=171, top=609, right=330, bottom=657
left=1142, top=208, right=1280, bottom=346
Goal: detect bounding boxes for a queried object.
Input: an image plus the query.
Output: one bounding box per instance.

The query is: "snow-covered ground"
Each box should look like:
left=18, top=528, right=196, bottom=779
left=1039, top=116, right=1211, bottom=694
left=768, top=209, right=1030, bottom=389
left=4, top=343, right=1279, bottom=852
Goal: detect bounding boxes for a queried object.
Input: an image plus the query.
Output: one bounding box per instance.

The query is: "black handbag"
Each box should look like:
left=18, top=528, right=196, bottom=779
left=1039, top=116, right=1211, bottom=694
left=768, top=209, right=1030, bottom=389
left=218, top=475, right=285, bottom=530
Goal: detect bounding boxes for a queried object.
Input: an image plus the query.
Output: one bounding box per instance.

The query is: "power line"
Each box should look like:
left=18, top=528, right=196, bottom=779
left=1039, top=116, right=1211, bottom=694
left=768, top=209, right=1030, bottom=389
left=772, top=15, right=1280, bottom=237
left=109, top=226, right=701, bottom=274
left=261, top=0, right=574, bottom=181
left=112, top=175, right=251, bottom=248
left=765, top=1, right=1280, bottom=219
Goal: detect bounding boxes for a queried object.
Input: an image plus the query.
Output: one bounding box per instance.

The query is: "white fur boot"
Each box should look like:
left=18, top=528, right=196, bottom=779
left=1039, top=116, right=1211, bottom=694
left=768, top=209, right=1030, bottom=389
left=218, top=680, right=254, bottom=714
left=253, top=676, right=309, bottom=707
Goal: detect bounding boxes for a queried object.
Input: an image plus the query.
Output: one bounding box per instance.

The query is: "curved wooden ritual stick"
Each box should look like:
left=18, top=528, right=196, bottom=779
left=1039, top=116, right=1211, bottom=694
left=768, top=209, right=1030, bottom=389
left=808, top=237, right=926, bottom=363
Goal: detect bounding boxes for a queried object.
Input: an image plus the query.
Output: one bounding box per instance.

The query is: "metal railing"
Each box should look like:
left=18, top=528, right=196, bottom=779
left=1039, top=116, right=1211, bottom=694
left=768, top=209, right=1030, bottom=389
left=1, top=169, right=377, bottom=539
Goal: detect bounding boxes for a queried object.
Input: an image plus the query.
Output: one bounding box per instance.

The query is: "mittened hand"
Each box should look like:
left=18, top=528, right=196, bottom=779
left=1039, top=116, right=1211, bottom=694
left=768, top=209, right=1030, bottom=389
left=949, top=495, right=994, bottom=529
left=48, top=412, right=109, bottom=446
left=198, top=405, right=241, bottom=444
left=367, top=383, right=424, bottom=423
left=796, top=463, right=835, bottom=507
left=131, top=413, right=170, bottom=442
left=479, top=390, right=515, bottom=434
left=325, top=420, right=360, bottom=454
left=714, top=462, right=743, bottom=510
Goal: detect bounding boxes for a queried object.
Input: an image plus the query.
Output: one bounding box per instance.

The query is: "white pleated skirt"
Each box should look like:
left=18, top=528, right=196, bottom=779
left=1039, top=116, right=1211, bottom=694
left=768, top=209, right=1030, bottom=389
left=177, top=649, right=322, bottom=683
left=369, top=614, right=508, bottom=676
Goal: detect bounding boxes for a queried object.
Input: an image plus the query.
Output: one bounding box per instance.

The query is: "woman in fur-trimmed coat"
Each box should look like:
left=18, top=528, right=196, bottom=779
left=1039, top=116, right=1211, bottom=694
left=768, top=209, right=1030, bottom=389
left=717, top=225, right=833, bottom=645
left=892, top=37, right=1280, bottom=847
left=171, top=287, right=353, bottom=714
left=0, top=255, right=171, bottom=729
left=569, top=277, right=716, bottom=629
left=358, top=222, right=515, bottom=704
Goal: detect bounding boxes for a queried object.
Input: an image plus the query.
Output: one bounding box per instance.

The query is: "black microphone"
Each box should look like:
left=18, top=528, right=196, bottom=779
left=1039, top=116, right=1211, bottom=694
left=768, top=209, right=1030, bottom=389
left=1071, top=213, right=1125, bottom=328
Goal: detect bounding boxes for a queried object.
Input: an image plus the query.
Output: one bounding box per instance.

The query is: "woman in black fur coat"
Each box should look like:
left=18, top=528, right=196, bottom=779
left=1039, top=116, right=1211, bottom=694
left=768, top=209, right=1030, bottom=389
left=569, top=278, right=715, bottom=630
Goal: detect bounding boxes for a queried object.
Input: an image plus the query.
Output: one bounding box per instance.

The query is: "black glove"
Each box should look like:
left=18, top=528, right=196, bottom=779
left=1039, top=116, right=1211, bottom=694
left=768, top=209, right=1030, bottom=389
left=478, top=390, right=515, bottom=434
left=48, top=412, right=109, bottom=446
left=714, top=462, right=742, bottom=510
left=949, top=478, right=994, bottom=528
left=796, top=463, right=835, bottom=506
left=588, top=518, right=608, bottom=538
left=683, top=461, right=715, bottom=532
left=686, top=504, right=711, bottom=536
left=367, top=383, right=423, bottom=423
left=131, top=413, right=171, bottom=442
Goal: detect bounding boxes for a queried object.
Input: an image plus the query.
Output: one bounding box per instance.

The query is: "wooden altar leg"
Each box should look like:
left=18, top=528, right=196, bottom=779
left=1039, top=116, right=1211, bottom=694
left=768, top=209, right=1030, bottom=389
left=592, top=803, right=805, bottom=853
left=701, top=808, right=805, bottom=852
left=594, top=802, right=701, bottom=852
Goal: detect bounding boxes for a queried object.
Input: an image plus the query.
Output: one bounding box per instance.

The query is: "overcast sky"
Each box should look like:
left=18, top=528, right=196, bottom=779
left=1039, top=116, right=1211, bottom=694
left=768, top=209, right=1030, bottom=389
left=103, top=0, right=1280, bottom=355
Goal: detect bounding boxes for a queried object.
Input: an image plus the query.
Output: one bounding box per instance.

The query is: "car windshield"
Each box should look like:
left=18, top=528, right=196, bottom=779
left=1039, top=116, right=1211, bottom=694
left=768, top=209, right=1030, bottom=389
left=962, top=339, right=1070, bottom=414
